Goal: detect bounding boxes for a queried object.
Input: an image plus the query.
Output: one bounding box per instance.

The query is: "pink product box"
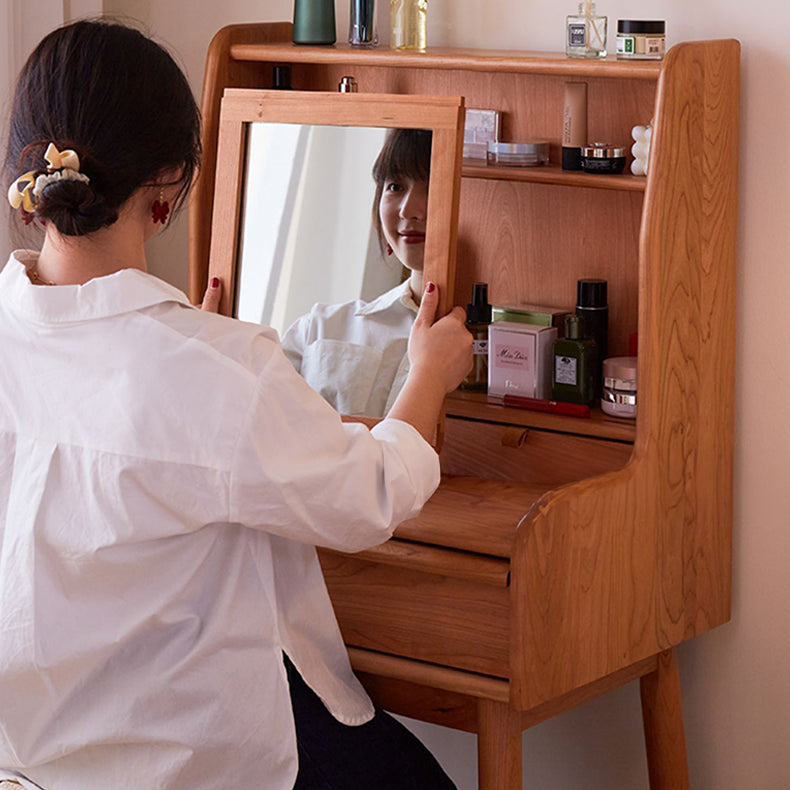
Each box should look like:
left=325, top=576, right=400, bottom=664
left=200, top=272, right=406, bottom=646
left=488, top=321, right=558, bottom=399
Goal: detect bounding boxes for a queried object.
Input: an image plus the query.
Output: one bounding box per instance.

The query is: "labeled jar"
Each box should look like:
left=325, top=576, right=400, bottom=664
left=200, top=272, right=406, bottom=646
left=616, top=20, right=666, bottom=60
left=581, top=143, right=627, bottom=174
left=601, top=356, right=637, bottom=418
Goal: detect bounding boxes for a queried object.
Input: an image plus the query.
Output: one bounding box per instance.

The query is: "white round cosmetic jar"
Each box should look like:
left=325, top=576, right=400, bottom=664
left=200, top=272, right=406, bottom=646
left=601, top=356, right=637, bottom=418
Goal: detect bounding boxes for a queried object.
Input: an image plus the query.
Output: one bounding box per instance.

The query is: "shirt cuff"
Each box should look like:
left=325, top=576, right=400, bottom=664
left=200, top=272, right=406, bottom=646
left=370, top=418, right=441, bottom=509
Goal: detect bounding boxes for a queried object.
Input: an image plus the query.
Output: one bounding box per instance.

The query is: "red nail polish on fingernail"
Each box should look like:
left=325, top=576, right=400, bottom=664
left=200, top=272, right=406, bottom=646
left=211, top=277, right=219, bottom=288
left=426, top=282, right=435, bottom=293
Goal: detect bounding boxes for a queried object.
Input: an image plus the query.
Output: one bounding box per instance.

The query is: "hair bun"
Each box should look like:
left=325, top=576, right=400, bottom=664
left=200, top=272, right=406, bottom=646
left=36, top=178, right=117, bottom=236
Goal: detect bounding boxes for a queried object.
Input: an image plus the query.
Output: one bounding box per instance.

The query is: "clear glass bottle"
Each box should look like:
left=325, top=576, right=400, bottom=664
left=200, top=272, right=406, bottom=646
left=566, top=1, right=607, bottom=59
left=349, top=0, right=378, bottom=47
left=390, top=0, right=427, bottom=51
left=459, top=282, right=492, bottom=391
left=551, top=314, right=597, bottom=406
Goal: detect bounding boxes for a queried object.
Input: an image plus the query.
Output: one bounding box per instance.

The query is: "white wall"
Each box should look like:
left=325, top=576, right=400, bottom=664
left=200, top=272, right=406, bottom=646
left=1, top=1, right=84, bottom=264
left=20, top=1, right=790, bottom=787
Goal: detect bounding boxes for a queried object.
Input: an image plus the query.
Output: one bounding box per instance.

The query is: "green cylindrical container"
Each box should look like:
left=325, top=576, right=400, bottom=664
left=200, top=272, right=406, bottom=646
left=293, top=0, right=336, bottom=44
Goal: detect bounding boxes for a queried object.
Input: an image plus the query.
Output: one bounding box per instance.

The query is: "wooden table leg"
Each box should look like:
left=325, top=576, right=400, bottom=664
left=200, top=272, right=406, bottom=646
left=640, top=648, right=690, bottom=790
left=477, top=698, right=523, bottom=790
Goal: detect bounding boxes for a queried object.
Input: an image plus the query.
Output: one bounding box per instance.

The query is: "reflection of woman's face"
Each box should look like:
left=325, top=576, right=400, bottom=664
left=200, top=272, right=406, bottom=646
left=379, top=176, right=428, bottom=272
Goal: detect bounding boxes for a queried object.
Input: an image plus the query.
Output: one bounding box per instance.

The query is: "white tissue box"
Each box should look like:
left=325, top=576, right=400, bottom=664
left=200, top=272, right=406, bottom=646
left=463, top=108, right=501, bottom=161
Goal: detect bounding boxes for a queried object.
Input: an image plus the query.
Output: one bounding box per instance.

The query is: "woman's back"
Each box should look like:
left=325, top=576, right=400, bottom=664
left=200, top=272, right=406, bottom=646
left=0, top=252, right=442, bottom=788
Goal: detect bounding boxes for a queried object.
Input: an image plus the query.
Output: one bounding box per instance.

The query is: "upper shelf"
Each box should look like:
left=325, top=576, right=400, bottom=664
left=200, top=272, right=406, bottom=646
left=462, top=161, right=647, bottom=192
left=230, top=42, right=664, bottom=80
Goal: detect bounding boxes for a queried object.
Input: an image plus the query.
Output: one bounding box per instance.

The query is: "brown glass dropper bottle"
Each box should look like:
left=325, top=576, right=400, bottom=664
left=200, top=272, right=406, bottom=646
left=459, top=282, right=492, bottom=391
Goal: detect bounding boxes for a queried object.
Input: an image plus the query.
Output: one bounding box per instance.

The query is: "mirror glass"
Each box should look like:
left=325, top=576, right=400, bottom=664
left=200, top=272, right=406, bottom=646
left=236, top=123, right=399, bottom=332
left=235, top=122, right=431, bottom=419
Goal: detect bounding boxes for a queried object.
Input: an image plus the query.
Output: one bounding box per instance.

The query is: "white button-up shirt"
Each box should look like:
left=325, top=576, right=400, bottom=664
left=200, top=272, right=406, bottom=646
left=281, top=280, right=418, bottom=419
left=0, top=252, right=440, bottom=790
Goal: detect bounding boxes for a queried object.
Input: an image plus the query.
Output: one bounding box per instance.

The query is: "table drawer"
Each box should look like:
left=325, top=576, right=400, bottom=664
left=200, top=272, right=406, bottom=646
left=319, top=540, right=511, bottom=678
left=441, top=416, right=633, bottom=485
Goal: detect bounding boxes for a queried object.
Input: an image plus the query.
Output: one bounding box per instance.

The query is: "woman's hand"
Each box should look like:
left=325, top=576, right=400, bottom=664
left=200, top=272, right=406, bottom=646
left=408, top=281, right=473, bottom=394
left=200, top=277, right=221, bottom=313
left=386, top=282, right=472, bottom=442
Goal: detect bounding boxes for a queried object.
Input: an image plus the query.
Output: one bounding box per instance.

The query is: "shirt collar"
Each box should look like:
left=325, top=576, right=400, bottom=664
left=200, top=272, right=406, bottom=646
left=0, top=251, right=191, bottom=323
left=355, top=279, right=418, bottom=317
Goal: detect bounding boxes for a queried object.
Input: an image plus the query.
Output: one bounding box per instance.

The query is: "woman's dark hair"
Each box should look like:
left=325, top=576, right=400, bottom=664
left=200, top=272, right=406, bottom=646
left=371, top=128, right=432, bottom=254
left=4, top=19, right=201, bottom=236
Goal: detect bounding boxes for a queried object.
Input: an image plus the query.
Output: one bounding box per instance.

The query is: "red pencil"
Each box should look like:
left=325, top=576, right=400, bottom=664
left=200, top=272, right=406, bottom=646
left=502, top=394, right=591, bottom=418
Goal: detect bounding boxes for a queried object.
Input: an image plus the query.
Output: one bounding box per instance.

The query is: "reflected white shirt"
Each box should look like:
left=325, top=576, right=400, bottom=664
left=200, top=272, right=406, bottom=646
left=0, top=252, right=440, bottom=790
left=281, top=280, right=418, bottom=419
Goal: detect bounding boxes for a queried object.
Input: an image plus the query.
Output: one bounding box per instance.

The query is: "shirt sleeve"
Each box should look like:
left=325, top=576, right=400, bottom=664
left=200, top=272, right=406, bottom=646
left=228, top=342, right=440, bottom=552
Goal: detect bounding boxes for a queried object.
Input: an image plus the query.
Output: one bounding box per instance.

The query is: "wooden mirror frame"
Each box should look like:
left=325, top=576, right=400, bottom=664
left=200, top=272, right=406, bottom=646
left=200, top=88, right=465, bottom=321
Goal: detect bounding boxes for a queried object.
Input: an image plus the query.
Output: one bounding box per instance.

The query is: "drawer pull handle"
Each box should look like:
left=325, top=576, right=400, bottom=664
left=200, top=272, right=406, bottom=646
left=501, top=426, right=529, bottom=448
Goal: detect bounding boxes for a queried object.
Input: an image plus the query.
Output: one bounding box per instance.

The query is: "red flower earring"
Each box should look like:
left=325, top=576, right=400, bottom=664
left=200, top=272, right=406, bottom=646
left=152, top=188, right=170, bottom=225
left=386, top=243, right=393, bottom=256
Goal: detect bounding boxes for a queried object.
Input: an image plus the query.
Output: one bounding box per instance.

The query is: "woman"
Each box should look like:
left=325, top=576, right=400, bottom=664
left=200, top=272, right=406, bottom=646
left=0, top=20, right=471, bottom=790
left=281, top=129, right=432, bottom=418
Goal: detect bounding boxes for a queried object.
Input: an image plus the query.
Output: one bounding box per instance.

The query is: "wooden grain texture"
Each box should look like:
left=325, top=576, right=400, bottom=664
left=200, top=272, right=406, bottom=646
left=640, top=649, right=690, bottom=790
left=318, top=551, right=511, bottom=676
left=206, top=115, right=247, bottom=317
left=455, top=179, right=643, bottom=358
left=446, top=390, right=637, bottom=443
left=350, top=648, right=510, bottom=705
left=462, top=162, right=648, bottom=192
left=319, top=537, right=510, bottom=585
left=440, top=415, right=633, bottom=486
left=230, top=42, right=662, bottom=80
left=478, top=699, right=523, bottom=790
left=275, top=64, right=656, bottom=171
left=510, top=40, right=739, bottom=710
left=393, top=476, right=548, bottom=557
left=352, top=650, right=658, bottom=743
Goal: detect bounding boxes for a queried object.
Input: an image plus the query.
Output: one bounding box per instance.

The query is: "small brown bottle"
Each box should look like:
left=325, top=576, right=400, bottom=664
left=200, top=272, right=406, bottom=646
left=459, top=282, right=492, bottom=391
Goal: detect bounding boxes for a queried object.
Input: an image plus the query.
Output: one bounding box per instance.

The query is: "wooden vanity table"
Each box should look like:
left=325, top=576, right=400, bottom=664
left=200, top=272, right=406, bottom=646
left=191, top=24, right=739, bottom=789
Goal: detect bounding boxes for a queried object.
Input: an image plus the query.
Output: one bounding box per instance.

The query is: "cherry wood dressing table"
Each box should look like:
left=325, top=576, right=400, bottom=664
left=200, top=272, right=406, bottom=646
left=190, top=24, right=739, bottom=789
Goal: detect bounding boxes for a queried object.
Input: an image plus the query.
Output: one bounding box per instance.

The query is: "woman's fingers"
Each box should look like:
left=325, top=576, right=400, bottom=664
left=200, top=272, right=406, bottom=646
left=201, top=277, right=221, bottom=313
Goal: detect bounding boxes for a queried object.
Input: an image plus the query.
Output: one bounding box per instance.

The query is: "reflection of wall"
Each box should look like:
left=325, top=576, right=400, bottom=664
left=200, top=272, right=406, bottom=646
left=236, top=123, right=397, bottom=336
left=236, top=122, right=306, bottom=329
